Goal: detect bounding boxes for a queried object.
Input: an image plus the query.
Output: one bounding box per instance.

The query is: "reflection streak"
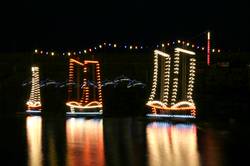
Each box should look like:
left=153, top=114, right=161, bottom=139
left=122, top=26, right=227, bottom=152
left=26, top=116, right=42, bottom=166
left=66, top=118, right=105, bottom=166
left=147, top=122, right=200, bottom=166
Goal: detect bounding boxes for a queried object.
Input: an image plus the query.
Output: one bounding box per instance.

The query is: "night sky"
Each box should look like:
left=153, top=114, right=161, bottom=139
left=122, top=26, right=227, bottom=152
left=1, top=0, right=249, bottom=52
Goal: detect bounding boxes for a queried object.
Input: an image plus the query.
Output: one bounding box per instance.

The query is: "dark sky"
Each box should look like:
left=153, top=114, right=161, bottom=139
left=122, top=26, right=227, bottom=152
left=1, top=0, right=249, bottom=52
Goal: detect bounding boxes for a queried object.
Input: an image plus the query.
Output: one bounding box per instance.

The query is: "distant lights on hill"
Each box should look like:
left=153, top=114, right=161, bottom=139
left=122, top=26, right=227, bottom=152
left=33, top=40, right=222, bottom=56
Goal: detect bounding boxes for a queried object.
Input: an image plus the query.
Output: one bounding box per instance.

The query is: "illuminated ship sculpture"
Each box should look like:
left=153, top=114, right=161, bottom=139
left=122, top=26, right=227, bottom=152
left=26, top=66, right=42, bottom=114
left=66, top=58, right=103, bottom=116
left=146, top=48, right=196, bottom=119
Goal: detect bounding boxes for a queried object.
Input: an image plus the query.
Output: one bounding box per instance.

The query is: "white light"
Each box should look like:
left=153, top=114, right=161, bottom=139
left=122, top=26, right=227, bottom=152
left=175, top=48, right=196, bottom=55
left=154, top=50, right=170, bottom=58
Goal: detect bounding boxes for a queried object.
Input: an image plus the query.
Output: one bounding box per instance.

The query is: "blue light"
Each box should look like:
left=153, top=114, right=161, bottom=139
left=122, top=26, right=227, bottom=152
left=146, top=114, right=195, bottom=119
left=26, top=110, right=41, bottom=113
left=66, top=112, right=102, bottom=115
left=124, top=45, right=127, bottom=48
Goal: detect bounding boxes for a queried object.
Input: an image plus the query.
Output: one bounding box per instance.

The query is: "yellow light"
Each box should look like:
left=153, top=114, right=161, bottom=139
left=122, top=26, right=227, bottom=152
left=114, top=44, right=117, bottom=48
left=161, top=43, right=165, bottom=47
left=154, top=50, right=170, bottom=58
left=35, top=49, right=38, bottom=53
left=175, top=48, right=196, bottom=55
left=51, top=52, right=54, bottom=56
left=68, top=52, right=71, bottom=56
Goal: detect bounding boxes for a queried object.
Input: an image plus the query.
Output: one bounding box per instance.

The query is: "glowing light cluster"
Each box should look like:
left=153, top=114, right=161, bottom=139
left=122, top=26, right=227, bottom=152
left=146, top=48, right=197, bottom=118
left=66, top=59, right=103, bottom=115
left=26, top=66, right=42, bottom=111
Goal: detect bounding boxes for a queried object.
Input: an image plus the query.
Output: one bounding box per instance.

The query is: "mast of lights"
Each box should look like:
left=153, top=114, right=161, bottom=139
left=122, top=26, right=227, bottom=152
left=207, top=31, right=210, bottom=66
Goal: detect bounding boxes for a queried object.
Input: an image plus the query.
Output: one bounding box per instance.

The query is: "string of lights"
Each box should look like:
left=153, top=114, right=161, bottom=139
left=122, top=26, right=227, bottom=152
left=33, top=40, right=221, bottom=57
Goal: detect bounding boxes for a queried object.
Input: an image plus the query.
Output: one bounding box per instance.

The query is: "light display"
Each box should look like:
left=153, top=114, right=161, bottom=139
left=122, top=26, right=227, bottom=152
left=26, top=66, right=42, bottom=113
left=66, top=58, right=103, bottom=116
left=146, top=48, right=197, bottom=118
left=33, top=39, right=221, bottom=57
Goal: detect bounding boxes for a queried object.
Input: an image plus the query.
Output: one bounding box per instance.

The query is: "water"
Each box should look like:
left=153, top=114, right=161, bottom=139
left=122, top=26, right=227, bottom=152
left=0, top=116, right=249, bottom=166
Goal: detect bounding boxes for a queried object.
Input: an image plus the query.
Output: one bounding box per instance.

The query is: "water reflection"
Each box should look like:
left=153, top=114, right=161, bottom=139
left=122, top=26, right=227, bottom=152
left=26, top=116, right=42, bottom=166
left=66, top=118, right=105, bottom=166
left=103, top=118, right=146, bottom=166
left=146, top=122, right=200, bottom=166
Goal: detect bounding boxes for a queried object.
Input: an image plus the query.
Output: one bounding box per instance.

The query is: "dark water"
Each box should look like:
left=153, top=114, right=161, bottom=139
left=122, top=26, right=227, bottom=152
left=0, top=116, right=249, bottom=166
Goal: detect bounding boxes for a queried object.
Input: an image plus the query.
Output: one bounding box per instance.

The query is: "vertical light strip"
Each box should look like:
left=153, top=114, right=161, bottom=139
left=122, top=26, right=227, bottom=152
left=187, top=58, right=196, bottom=103
left=68, top=60, right=74, bottom=100
left=96, top=63, right=103, bottom=104
left=170, top=50, right=180, bottom=106
left=162, top=56, right=171, bottom=105
left=207, top=31, right=210, bottom=66
left=148, top=52, right=158, bottom=101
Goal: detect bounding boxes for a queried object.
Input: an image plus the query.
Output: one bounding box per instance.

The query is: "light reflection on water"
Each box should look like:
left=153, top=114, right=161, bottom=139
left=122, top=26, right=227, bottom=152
left=146, top=122, right=200, bottom=166
left=26, top=116, right=42, bottom=166
left=66, top=118, right=105, bottom=166
left=23, top=117, right=229, bottom=166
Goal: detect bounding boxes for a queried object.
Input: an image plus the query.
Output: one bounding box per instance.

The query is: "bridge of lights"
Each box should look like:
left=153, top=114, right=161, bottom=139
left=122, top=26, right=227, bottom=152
left=66, top=58, right=103, bottom=116
left=146, top=48, right=196, bottom=119
left=26, top=66, right=42, bottom=114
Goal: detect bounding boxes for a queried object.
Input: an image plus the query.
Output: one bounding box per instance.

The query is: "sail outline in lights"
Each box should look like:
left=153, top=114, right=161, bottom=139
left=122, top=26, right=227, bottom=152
left=26, top=66, right=42, bottom=115
left=66, top=58, right=103, bottom=116
left=146, top=49, right=196, bottom=118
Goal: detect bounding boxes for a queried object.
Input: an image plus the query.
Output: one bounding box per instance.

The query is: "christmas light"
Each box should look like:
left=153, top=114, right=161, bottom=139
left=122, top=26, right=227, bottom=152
left=26, top=66, right=42, bottom=111
left=146, top=48, right=197, bottom=118
left=66, top=58, right=103, bottom=116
